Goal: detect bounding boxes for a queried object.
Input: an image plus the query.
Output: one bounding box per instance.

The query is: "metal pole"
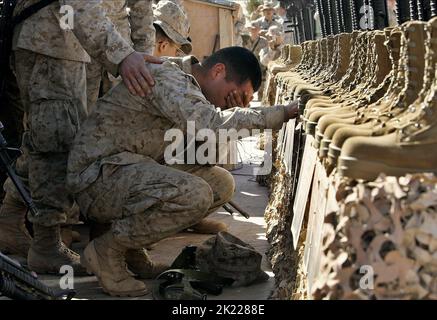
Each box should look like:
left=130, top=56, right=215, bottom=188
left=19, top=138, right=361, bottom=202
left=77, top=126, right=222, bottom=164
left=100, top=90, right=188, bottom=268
left=396, top=0, right=412, bottom=24
left=431, top=0, right=437, bottom=16
left=410, top=0, right=419, bottom=19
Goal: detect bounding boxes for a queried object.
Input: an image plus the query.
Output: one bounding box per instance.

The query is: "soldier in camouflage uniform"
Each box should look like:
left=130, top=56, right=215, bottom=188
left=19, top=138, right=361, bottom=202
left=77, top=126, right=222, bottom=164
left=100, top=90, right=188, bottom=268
left=68, top=47, right=298, bottom=296
left=153, top=0, right=192, bottom=58
left=243, top=21, right=268, bottom=101
left=0, top=0, right=161, bottom=275
left=253, top=2, right=284, bottom=36
left=86, top=0, right=156, bottom=111
left=260, top=25, right=284, bottom=67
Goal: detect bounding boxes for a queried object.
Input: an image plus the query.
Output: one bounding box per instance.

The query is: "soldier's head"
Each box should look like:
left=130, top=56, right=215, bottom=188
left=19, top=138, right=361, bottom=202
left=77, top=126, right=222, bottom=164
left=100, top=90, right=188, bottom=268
left=153, top=1, right=192, bottom=57
left=246, top=21, right=261, bottom=39
left=261, top=2, right=275, bottom=21
left=194, top=47, right=262, bottom=109
left=266, top=25, right=283, bottom=46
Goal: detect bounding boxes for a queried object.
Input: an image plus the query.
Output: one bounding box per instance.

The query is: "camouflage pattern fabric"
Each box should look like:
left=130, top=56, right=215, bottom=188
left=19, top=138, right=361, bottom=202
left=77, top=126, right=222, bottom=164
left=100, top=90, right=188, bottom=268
left=86, top=0, right=155, bottom=110
left=253, top=16, right=283, bottom=34
left=243, top=36, right=268, bottom=59
left=68, top=55, right=287, bottom=248
left=13, top=0, right=138, bottom=75
left=3, top=49, right=87, bottom=226
left=67, top=55, right=287, bottom=195
left=76, top=161, right=234, bottom=248
left=260, top=45, right=283, bottom=67
left=313, top=174, right=437, bottom=300
left=195, top=231, right=269, bottom=287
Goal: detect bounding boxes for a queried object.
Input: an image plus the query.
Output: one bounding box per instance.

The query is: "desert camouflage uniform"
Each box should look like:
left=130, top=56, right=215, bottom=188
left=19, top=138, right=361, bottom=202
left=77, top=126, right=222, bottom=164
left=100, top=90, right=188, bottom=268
left=4, top=0, right=138, bottom=227
left=67, top=56, right=287, bottom=248
left=253, top=16, right=283, bottom=33
left=243, top=35, right=268, bottom=99
left=260, top=44, right=283, bottom=67
left=86, top=0, right=155, bottom=110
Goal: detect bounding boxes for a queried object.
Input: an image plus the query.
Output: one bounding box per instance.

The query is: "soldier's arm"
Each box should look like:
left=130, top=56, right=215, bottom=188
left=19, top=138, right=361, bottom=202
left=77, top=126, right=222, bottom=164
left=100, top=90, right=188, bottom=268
left=63, top=0, right=161, bottom=97
left=127, top=0, right=156, bottom=54
left=148, top=63, right=297, bottom=133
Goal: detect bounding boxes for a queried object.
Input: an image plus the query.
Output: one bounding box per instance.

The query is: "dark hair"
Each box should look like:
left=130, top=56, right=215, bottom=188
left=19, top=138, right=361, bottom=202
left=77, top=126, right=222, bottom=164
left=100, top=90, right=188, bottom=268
left=203, top=47, right=262, bottom=92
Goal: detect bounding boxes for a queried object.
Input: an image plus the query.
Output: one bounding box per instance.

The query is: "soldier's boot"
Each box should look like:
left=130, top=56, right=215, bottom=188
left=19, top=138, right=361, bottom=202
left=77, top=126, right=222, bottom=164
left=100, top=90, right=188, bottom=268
left=315, top=115, right=357, bottom=151
left=325, top=29, right=405, bottom=163
left=81, top=232, right=148, bottom=297
left=313, top=28, right=407, bottom=146
left=305, top=107, right=355, bottom=136
left=60, top=226, right=82, bottom=248
left=189, top=218, right=228, bottom=234
left=28, top=224, right=87, bottom=275
left=0, top=193, right=31, bottom=257
left=327, top=122, right=375, bottom=166
left=125, top=248, right=169, bottom=279
left=330, top=22, right=427, bottom=171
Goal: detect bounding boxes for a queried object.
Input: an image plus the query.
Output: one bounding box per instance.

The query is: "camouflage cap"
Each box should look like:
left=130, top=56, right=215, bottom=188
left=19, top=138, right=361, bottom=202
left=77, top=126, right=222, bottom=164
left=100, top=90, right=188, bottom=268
left=153, top=1, right=192, bottom=54
left=267, top=25, right=282, bottom=37
left=195, top=232, right=269, bottom=287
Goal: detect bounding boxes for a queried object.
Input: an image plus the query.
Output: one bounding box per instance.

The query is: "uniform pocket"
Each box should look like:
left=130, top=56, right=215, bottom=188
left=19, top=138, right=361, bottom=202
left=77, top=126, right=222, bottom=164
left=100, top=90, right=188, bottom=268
left=28, top=99, right=80, bottom=153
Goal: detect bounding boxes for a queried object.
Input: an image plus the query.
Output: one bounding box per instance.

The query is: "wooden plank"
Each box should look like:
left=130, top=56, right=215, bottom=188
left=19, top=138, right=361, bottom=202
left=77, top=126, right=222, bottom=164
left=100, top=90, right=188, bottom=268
left=303, top=162, right=321, bottom=274
left=307, top=162, right=329, bottom=295
left=219, top=8, right=233, bottom=48
left=184, top=2, right=219, bottom=60
left=284, top=120, right=296, bottom=176
left=291, top=135, right=318, bottom=248
left=277, top=123, right=287, bottom=161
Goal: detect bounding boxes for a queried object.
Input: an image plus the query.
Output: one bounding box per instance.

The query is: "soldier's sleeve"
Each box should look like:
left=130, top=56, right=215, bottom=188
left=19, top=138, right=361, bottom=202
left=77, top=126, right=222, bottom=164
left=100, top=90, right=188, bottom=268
left=259, top=47, right=272, bottom=66
left=127, top=0, right=156, bottom=54
left=148, top=62, right=286, bottom=132
left=62, top=0, right=135, bottom=76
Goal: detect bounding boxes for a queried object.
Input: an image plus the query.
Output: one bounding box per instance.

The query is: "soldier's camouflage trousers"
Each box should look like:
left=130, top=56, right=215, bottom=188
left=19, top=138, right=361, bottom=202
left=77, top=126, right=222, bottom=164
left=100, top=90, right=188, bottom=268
left=0, top=69, right=24, bottom=201
left=76, top=160, right=236, bottom=248
left=3, top=49, right=87, bottom=227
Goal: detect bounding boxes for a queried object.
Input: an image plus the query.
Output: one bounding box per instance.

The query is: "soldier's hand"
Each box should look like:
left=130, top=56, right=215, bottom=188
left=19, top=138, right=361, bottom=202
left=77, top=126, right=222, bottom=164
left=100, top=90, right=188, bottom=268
left=283, top=100, right=299, bottom=121
left=120, top=52, right=163, bottom=97
left=226, top=90, right=252, bottom=108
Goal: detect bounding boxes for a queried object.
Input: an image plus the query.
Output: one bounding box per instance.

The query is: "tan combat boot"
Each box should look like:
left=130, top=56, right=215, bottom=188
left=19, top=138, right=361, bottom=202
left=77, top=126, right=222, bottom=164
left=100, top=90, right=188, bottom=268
left=27, top=224, right=87, bottom=275
left=125, top=248, right=169, bottom=279
left=82, top=232, right=148, bottom=297
left=328, top=21, right=426, bottom=166
left=327, top=28, right=404, bottom=163
left=88, top=221, right=166, bottom=278
left=0, top=193, right=31, bottom=257
left=317, top=31, right=392, bottom=156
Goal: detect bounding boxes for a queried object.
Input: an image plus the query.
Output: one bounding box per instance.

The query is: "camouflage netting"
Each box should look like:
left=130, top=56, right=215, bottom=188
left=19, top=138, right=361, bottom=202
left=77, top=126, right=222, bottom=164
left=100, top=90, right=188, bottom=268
left=265, top=163, right=437, bottom=299
left=264, top=134, right=308, bottom=300
left=313, top=173, right=437, bottom=300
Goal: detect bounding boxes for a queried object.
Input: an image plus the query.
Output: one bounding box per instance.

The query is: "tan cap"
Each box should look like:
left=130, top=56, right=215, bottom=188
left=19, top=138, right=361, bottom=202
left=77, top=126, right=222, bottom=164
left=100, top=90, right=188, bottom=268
left=153, top=1, right=192, bottom=54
